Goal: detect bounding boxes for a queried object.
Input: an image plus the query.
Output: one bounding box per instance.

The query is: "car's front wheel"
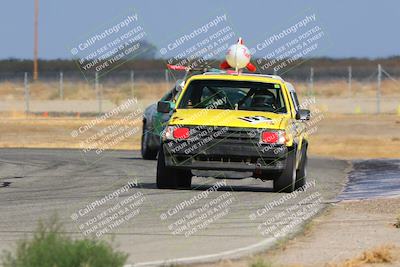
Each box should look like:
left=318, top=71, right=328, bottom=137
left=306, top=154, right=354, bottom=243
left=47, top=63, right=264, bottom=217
left=141, top=122, right=158, bottom=160
left=295, top=144, right=308, bottom=190
left=273, top=148, right=296, bottom=193
left=156, top=146, right=192, bottom=189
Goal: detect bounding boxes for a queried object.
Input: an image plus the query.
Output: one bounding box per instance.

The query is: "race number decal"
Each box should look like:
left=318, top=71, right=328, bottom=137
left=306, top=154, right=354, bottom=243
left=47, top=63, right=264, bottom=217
left=238, top=116, right=272, bottom=124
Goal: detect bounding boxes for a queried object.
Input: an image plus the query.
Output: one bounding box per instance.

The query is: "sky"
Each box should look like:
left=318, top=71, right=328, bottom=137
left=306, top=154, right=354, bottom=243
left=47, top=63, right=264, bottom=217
left=0, top=0, right=398, bottom=59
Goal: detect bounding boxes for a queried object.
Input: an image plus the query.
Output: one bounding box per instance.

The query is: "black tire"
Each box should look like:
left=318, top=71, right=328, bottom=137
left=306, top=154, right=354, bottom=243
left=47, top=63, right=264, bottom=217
left=156, top=146, right=192, bottom=189
left=141, top=122, right=158, bottom=160
left=295, top=144, right=308, bottom=190
left=273, top=148, right=296, bottom=193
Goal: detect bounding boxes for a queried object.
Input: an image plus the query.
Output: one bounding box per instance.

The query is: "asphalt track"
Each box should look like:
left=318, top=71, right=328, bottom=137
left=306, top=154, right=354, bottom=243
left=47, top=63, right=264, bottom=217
left=0, top=148, right=348, bottom=266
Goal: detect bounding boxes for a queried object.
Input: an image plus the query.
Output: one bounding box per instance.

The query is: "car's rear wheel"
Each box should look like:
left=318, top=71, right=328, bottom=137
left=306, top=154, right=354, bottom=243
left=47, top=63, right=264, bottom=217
left=273, top=148, right=296, bottom=193
left=156, top=146, right=192, bottom=189
left=141, top=122, right=158, bottom=160
left=295, top=144, right=308, bottom=190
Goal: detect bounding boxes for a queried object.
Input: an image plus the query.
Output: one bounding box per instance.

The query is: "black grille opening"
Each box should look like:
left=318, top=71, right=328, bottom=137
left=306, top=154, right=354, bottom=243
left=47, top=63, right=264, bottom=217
left=190, top=126, right=260, bottom=142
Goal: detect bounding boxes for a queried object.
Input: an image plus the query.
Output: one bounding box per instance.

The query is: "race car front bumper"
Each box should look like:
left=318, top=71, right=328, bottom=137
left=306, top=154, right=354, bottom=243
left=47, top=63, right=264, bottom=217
left=162, top=126, right=290, bottom=172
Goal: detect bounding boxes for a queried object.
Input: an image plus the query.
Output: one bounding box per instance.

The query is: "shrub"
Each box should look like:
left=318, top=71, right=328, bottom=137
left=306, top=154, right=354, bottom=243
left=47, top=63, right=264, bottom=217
left=250, top=258, right=274, bottom=267
left=395, top=215, right=400, bottom=228
left=1, top=217, right=128, bottom=267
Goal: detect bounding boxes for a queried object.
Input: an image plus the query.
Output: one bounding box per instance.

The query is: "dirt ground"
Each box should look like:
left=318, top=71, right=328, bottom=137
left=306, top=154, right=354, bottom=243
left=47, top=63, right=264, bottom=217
left=266, top=198, right=400, bottom=267
left=0, top=113, right=399, bottom=159
left=0, top=115, right=142, bottom=150
left=194, top=198, right=400, bottom=267
left=308, top=114, right=400, bottom=159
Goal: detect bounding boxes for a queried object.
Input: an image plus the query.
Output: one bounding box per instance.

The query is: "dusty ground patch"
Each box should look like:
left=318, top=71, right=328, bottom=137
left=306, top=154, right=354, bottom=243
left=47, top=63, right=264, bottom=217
left=193, top=198, right=400, bottom=267
left=0, top=116, right=141, bottom=150
left=266, top=198, right=400, bottom=267
left=308, top=114, right=400, bottom=159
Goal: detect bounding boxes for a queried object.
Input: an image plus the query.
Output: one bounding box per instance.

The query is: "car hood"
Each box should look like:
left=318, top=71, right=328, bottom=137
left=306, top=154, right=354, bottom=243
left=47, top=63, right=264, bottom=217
left=169, top=109, right=287, bottom=129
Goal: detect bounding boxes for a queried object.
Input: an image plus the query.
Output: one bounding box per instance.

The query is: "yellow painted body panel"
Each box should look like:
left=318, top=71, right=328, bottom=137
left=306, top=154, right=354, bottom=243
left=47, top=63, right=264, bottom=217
left=169, top=109, right=287, bottom=129
left=167, top=73, right=307, bottom=150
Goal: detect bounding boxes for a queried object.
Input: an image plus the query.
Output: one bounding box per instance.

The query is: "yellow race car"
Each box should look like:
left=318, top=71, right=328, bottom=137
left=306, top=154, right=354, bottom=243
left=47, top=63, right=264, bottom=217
left=156, top=72, right=310, bottom=193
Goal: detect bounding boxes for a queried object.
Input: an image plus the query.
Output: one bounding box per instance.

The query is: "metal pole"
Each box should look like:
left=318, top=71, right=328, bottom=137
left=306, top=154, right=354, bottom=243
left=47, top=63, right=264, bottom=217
left=95, top=72, right=102, bottom=114
left=377, top=64, right=381, bottom=114
left=33, top=0, right=39, bottom=80
left=348, top=66, right=352, bottom=96
left=24, top=72, right=30, bottom=114
left=59, top=71, right=63, bottom=100
left=309, top=67, right=314, bottom=96
left=165, top=69, right=169, bottom=88
left=130, top=70, right=134, bottom=98
left=100, top=84, right=103, bottom=114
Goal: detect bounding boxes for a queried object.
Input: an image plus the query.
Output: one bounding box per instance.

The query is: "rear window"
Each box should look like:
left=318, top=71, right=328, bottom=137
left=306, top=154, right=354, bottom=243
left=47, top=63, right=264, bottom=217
left=178, top=79, right=287, bottom=113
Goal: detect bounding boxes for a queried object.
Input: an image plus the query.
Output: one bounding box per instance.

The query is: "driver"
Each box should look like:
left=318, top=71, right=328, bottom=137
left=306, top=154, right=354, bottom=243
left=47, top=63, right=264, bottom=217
left=250, top=90, right=276, bottom=109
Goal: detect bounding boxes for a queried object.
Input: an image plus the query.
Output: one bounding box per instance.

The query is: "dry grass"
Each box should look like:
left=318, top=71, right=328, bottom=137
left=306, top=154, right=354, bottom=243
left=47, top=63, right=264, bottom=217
left=325, top=245, right=396, bottom=267
left=249, top=258, right=274, bottom=267
left=294, top=80, right=400, bottom=97
left=394, top=215, right=400, bottom=229
left=308, top=114, right=400, bottom=159
left=0, top=80, right=170, bottom=105
left=0, top=116, right=142, bottom=150
left=1, top=79, right=399, bottom=103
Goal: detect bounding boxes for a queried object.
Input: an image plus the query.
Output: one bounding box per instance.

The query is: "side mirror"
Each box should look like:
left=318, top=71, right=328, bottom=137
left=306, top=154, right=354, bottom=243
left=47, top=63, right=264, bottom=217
left=296, top=109, right=311, bottom=120
left=157, top=101, right=171, bottom=113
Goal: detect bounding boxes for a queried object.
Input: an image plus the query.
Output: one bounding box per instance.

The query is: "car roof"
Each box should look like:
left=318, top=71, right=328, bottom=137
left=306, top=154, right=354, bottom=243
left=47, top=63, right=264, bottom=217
left=187, top=72, right=287, bottom=85
left=285, top=82, right=296, bottom=92
left=203, top=71, right=284, bottom=81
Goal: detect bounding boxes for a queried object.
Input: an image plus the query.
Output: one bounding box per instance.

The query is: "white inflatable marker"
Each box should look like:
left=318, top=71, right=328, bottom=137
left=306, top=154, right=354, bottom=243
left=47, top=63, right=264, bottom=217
left=220, top=37, right=256, bottom=73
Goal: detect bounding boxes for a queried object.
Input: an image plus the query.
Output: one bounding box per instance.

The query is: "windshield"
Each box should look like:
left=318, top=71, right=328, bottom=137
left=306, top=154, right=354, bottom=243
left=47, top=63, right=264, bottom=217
left=178, top=79, right=287, bottom=113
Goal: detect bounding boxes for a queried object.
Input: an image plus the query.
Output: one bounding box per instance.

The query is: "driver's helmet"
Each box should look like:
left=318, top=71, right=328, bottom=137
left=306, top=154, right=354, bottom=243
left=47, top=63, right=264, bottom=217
left=250, top=91, right=276, bottom=107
